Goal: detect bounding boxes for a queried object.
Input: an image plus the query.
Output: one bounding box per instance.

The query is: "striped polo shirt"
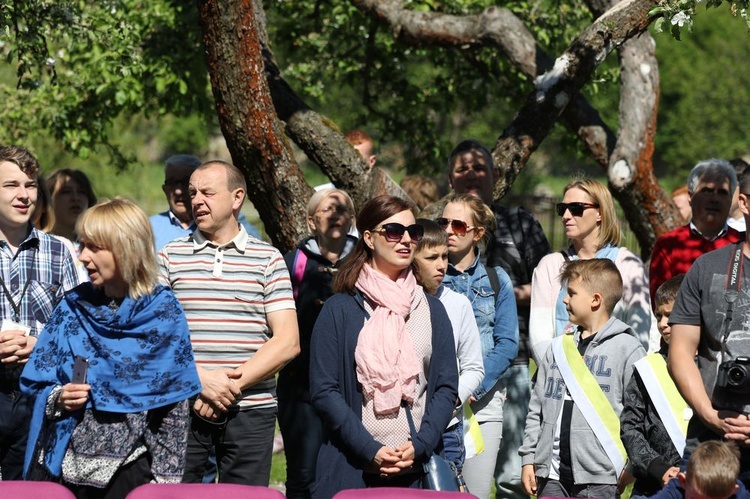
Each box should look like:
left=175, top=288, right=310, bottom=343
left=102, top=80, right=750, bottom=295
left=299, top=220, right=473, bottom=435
left=158, top=225, right=295, bottom=409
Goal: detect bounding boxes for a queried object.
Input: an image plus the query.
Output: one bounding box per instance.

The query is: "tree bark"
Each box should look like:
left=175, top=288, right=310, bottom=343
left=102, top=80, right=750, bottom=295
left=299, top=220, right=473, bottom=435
left=196, top=0, right=309, bottom=252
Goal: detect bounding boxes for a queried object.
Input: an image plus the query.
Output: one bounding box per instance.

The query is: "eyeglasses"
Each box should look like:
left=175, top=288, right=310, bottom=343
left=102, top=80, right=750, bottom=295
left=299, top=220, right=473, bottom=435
left=316, top=205, right=350, bottom=217
left=555, top=202, right=600, bottom=217
left=436, top=217, right=478, bottom=237
left=372, top=223, right=424, bottom=242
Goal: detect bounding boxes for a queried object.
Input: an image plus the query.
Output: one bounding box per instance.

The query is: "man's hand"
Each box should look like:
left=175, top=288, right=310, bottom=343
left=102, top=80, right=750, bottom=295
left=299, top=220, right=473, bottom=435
left=197, top=367, right=242, bottom=412
left=721, top=413, right=750, bottom=446
left=57, top=382, right=90, bottom=412
left=521, top=464, right=537, bottom=495
left=662, top=466, right=680, bottom=485
left=0, top=331, right=36, bottom=365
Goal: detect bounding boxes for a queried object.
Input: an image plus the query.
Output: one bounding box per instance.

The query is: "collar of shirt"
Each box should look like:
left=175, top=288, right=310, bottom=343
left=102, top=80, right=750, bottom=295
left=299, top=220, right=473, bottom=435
left=167, top=210, right=196, bottom=231
left=447, top=247, right=482, bottom=275
left=689, top=220, right=728, bottom=242
left=0, top=225, right=40, bottom=252
left=192, top=223, right=248, bottom=253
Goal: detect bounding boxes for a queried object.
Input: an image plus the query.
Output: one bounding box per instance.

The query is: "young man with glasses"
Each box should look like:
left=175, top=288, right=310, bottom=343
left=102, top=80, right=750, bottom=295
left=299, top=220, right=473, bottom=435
left=447, top=139, right=550, bottom=498
left=649, top=159, right=742, bottom=303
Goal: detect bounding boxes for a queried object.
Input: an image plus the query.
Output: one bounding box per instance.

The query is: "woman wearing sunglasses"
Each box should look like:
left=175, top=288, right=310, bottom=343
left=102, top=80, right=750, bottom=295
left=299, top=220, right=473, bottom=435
left=309, top=195, right=458, bottom=498
left=528, top=178, right=652, bottom=361
left=439, top=193, right=519, bottom=499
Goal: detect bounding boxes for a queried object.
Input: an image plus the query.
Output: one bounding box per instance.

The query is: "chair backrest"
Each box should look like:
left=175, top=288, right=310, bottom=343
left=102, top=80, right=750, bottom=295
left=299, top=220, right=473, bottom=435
left=0, top=481, right=76, bottom=498
left=126, top=483, right=286, bottom=499
left=333, top=488, right=477, bottom=499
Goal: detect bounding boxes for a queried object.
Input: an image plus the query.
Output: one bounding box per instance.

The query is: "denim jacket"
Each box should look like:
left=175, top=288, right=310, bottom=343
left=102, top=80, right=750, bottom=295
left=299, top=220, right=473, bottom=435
left=443, top=252, right=519, bottom=400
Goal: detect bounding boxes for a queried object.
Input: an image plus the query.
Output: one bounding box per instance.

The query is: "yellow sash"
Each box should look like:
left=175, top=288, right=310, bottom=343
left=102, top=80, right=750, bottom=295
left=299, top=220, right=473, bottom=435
left=633, top=353, right=689, bottom=455
left=551, top=334, right=627, bottom=476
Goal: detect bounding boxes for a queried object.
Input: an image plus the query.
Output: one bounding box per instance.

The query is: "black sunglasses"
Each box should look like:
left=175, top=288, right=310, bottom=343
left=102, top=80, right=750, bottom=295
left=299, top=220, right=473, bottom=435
left=555, top=202, right=599, bottom=217
left=372, top=223, right=424, bottom=243
left=436, top=217, right=478, bottom=237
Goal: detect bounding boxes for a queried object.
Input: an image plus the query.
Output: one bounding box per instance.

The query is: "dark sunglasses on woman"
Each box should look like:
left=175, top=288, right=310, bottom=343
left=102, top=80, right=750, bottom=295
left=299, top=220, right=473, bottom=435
left=436, top=217, right=478, bottom=237
left=373, top=223, right=425, bottom=242
left=555, top=202, right=599, bottom=217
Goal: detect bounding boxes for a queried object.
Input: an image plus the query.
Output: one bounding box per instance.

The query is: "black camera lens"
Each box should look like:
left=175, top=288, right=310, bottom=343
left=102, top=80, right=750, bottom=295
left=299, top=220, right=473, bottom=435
left=728, top=365, right=749, bottom=387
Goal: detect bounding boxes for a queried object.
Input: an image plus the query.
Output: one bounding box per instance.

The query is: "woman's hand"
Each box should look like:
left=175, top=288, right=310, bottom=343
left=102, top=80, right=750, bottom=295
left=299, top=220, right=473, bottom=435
left=384, top=441, right=415, bottom=475
left=521, top=464, right=537, bottom=496
left=57, top=383, right=90, bottom=412
left=366, top=446, right=401, bottom=475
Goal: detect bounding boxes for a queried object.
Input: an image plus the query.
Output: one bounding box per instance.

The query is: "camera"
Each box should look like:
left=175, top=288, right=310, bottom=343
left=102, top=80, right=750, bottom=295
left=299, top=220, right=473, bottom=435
left=713, top=356, right=750, bottom=414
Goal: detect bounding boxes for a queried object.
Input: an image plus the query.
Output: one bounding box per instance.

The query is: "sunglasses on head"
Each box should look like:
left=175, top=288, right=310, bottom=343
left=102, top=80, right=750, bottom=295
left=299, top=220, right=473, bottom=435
left=555, top=202, right=600, bottom=217
left=436, top=217, right=478, bottom=237
left=372, top=223, right=424, bottom=242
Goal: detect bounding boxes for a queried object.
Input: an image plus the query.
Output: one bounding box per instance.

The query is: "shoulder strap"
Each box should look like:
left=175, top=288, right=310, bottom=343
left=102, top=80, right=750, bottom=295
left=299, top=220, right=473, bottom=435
left=291, top=249, right=308, bottom=300
left=551, top=334, right=627, bottom=476
left=633, top=354, right=689, bottom=455
left=560, top=250, right=570, bottom=261
left=486, top=266, right=501, bottom=302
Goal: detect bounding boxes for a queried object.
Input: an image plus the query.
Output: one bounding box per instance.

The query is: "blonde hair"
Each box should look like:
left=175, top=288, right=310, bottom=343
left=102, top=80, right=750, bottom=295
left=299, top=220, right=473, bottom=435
left=687, top=441, right=740, bottom=498
left=559, top=259, right=623, bottom=315
left=306, top=188, right=355, bottom=218
left=76, top=197, right=158, bottom=299
left=444, top=193, right=496, bottom=246
left=563, top=178, right=621, bottom=249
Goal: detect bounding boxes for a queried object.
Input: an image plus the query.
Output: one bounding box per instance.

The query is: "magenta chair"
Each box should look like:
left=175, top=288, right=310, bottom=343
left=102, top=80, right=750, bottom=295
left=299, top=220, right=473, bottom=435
left=126, top=483, right=286, bottom=498
left=333, top=488, right=477, bottom=498
left=0, top=481, right=76, bottom=498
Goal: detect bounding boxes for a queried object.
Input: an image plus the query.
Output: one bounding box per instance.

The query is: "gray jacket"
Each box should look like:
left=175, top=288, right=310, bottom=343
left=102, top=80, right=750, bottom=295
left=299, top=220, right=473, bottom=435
left=519, top=316, right=646, bottom=485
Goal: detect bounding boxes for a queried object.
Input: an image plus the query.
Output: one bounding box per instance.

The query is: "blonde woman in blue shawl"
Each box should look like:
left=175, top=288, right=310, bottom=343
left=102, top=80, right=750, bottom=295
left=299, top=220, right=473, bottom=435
left=20, top=198, right=201, bottom=499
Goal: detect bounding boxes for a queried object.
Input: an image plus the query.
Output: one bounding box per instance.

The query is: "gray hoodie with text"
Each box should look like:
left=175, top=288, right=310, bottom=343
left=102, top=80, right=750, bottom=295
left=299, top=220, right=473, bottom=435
left=519, top=316, right=646, bottom=485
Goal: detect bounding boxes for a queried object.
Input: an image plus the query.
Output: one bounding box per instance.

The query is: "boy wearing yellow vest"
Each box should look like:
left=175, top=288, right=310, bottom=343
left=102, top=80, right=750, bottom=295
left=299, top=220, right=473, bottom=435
left=520, top=259, right=646, bottom=498
left=621, top=274, right=689, bottom=497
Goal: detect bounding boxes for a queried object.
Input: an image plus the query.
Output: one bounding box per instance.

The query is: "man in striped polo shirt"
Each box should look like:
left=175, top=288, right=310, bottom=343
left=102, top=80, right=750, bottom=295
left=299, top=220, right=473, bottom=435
left=158, top=160, right=299, bottom=485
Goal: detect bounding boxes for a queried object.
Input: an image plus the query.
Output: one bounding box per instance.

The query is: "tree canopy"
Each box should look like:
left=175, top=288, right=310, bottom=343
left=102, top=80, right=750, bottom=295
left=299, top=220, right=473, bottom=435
left=1, top=0, right=750, bottom=255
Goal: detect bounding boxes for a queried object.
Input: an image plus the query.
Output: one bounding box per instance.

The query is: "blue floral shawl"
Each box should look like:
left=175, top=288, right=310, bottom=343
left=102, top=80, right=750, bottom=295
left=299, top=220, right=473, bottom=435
left=20, top=283, right=202, bottom=478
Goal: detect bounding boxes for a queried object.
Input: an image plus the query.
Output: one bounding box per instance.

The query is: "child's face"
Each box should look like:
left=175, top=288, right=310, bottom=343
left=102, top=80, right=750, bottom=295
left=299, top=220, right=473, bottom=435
left=563, top=276, right=596, bottom=326
left=655, top=299, right=675, bottom=344
left=413, top=244, right=448, bottom=295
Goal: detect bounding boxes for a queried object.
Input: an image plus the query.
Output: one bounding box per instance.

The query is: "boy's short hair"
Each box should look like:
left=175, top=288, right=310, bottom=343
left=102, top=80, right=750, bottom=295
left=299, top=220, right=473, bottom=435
left=687, top=441, right=740, bottom=498
left=0, top=145, right=40, bottom=178
left=654, top=274, right=685, bottom=310
left=559, top=259, right=623, bottom=315
left=415, top=218, right=448, bottom=252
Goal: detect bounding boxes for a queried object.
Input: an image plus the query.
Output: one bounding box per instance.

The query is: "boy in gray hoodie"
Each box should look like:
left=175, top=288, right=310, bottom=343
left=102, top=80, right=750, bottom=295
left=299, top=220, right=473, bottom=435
left=520, top=259, right=647, bottom=499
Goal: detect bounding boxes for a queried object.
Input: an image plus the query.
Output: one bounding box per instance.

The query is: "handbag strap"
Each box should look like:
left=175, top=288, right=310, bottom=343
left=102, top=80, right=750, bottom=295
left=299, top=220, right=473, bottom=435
left=402, top=400, right=417, bottom=440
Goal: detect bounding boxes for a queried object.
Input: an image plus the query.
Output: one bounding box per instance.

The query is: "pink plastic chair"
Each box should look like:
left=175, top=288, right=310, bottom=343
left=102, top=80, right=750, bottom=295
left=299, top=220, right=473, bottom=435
left=333, top=488, right=478, bottom=498
left=0, top=481, right=76, bottom=498
left=125, top=483, right=286, bottom=498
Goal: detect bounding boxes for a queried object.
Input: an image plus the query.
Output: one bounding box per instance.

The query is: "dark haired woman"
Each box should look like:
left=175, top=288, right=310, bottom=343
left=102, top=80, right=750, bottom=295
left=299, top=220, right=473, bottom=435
left=309, top=195, right=458, bottom=498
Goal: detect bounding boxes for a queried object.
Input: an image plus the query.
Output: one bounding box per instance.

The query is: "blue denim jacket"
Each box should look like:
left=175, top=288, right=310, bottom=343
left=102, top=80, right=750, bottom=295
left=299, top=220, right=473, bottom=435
left=443, top=252, right=519, bottom=400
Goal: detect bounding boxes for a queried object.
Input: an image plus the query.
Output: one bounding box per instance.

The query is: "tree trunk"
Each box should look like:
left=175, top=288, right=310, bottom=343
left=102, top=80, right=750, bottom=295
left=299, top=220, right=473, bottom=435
left=196, top=0, right=311, bottom=253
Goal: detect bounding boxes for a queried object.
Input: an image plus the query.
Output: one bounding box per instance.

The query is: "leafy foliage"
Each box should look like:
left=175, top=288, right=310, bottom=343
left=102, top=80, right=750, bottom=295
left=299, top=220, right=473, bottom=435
left=653, top=3, right=750, bottom=177
left=0, top=0, right=213, bottom=167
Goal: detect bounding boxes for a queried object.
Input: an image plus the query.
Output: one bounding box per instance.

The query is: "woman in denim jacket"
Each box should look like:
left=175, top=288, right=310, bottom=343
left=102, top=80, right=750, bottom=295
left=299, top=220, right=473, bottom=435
left=439, top=193, right=519, bottom=499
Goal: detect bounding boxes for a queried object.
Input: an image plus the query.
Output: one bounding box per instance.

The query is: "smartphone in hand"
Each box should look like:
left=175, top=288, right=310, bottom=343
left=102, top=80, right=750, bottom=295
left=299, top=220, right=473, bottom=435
left=72, top=355, right=89, bottom=384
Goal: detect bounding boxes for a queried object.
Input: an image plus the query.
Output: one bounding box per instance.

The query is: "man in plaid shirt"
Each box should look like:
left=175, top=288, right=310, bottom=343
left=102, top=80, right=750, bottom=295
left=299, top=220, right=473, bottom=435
left=0, top=146, right=82, bottom=480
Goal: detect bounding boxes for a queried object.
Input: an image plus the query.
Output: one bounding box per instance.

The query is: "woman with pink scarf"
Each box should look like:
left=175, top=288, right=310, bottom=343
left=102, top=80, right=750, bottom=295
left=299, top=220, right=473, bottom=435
left=309, top=195, right=459, bottom=497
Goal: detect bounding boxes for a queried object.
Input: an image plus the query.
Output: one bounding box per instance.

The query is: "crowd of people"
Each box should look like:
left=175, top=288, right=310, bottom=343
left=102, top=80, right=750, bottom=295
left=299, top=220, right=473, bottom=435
left=1, top=136, right=750, bottom=499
